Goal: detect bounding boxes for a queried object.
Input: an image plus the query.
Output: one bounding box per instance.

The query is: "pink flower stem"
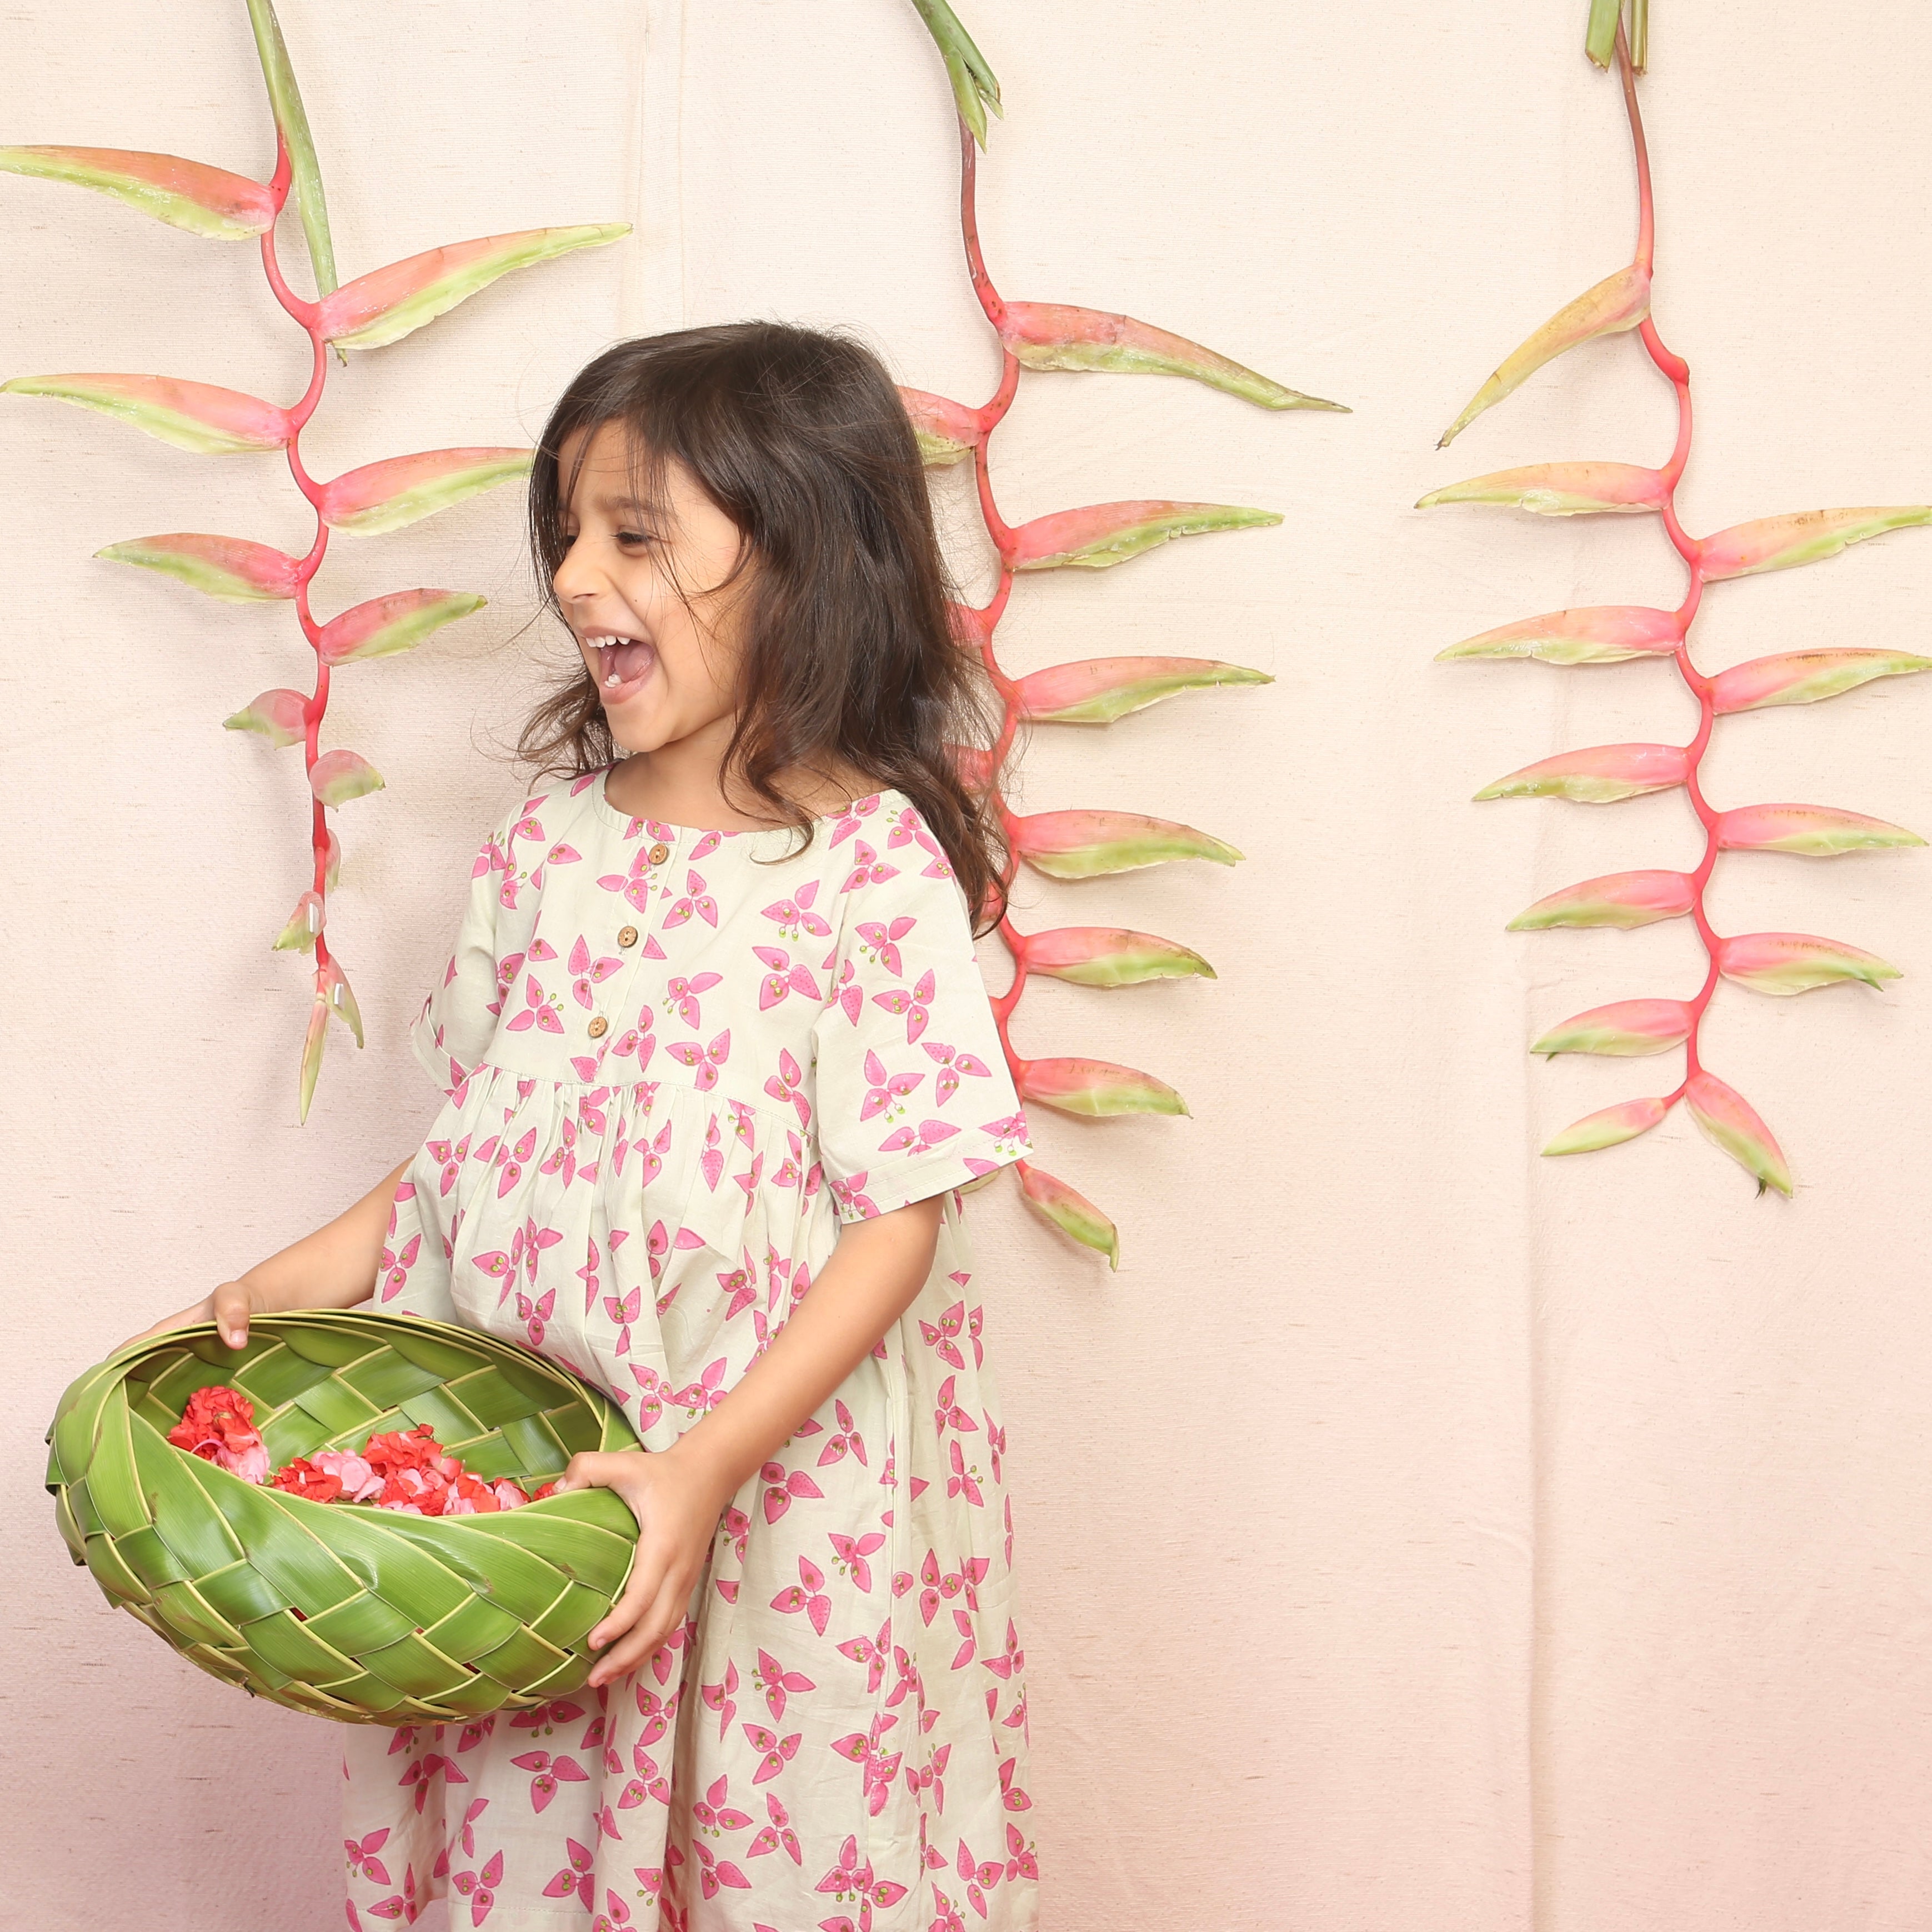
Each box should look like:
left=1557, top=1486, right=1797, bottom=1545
left=953, top=116, right=1029, bottom=1069
left=1615, top=24, right=1716, bottom=1106
left=257, top=133, right=337, bottom=972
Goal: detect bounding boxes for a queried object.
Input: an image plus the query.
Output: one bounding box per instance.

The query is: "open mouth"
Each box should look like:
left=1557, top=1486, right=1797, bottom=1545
left=585, top=632, right=657, bottom=705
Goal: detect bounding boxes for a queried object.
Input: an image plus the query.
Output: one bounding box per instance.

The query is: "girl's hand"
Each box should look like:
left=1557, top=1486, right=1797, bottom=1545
left=555, top=1444, right=734, bottom=1688
left=120, top=1279, right=261, bottom=1354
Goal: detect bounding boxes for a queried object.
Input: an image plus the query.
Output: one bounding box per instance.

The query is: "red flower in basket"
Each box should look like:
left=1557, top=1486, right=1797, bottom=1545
left=271, top=1457, right=344, bottom=1503
left=166, top=1385, right=268, bottom=1485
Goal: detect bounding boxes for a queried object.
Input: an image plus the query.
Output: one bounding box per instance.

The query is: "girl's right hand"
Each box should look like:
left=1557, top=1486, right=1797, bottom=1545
left=121, top=1279, right=259, bottom=1354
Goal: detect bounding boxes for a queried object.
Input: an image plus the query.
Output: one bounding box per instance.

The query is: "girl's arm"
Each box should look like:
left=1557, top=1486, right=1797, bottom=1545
left=124, top=1157, right=413, bottom=1352
left=558, top=1191, right=947, bottom=1686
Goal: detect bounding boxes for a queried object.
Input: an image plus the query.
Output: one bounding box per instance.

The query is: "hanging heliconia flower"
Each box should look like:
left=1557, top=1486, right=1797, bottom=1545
left=902, top=3, right=1345, bottom=1264
left=0, top=0, right=625, bottom=1120
left=1422, top=0, right=1929, bottom=1195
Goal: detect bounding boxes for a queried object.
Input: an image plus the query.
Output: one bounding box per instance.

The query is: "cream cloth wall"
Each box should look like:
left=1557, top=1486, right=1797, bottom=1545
left=3, top=3, right=1930, bottom=1927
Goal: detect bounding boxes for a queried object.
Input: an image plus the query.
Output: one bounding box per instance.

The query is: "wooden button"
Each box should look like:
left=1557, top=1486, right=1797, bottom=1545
left=586, top=1016, right=609, bottom=1039
left=647, top=841, right=671, bottom=866
left=617, top=925, right=638, bottom=948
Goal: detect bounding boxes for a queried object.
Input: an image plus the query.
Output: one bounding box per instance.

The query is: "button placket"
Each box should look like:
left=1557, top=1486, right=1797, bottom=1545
left=586, top=826, right=681, bottom=1060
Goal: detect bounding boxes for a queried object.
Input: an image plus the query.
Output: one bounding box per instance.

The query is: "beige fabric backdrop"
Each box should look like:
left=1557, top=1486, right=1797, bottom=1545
left=4, top=2, right=1930, bottom=1925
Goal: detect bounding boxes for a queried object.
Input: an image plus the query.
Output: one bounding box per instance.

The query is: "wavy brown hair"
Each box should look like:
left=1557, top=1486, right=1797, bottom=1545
left=518, top=321, right=1013, bottom=935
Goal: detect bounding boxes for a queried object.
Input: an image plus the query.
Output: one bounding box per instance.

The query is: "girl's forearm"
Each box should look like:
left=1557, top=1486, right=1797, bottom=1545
left=666, top=1193, right=945, bottom=1505
left=241, top=1157, right=414, bottom=1314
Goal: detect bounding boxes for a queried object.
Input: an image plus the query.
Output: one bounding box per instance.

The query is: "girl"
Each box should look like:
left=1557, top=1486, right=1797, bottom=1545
left=137, top=322, right=1041, bottom=1931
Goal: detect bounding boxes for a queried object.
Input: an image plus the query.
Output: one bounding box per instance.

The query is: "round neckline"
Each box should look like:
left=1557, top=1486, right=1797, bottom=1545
left=588, top=763, right=899, bottom=838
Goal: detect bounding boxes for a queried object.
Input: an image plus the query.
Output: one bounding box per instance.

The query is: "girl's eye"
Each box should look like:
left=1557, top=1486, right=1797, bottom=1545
left=615, top=530, right=657, bottom=549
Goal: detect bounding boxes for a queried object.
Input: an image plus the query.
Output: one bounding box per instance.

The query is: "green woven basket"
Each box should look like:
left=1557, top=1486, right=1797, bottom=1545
left=45, top=1309, right=640, bottom=1725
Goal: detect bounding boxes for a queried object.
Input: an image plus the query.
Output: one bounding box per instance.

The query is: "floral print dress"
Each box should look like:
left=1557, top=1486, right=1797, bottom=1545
left=341, top=767, right=1040, bottom=1932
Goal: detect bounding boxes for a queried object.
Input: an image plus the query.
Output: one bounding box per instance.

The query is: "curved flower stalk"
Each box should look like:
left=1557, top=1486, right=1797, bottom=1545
left=1, top=1, right=625, bottom=1120
left=904, top=5, right=1345, bottom=1264
left=1423, top=2, right=1929, bottom=1195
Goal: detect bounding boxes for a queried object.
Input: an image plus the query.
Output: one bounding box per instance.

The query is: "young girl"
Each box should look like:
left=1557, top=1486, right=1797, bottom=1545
left=138, top=322, right=1040, bottom=1931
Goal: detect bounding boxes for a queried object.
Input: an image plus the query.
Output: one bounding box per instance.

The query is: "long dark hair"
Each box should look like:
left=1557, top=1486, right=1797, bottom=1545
left=519, top=321, right=1013, bottom=935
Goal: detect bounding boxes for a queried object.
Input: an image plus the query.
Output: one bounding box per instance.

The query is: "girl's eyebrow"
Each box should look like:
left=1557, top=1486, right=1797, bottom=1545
left=590, top=493, right=653, bottom=514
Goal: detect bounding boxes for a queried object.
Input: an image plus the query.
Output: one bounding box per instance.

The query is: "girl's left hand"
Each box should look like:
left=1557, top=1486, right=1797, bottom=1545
left=553, top=1444, right=734, bottom=1688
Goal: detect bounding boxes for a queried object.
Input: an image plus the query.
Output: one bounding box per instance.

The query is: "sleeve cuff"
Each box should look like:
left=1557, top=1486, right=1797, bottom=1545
left=828, top=1134, right=1035, bottom=1224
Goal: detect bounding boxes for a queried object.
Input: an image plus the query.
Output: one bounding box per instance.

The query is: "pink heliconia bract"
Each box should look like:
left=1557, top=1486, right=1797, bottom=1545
left=1007, top=499, right=1280, bottom=571
left=1474, top=742, right=1687, bottom=804
left=1017, top=926, right=1214, bottom=988
left=314, top=224, right=629, bottom=351
left=309, top=748, right=385, bottom=808
left=1425, top=19, right=1931, bottom=1188
left=1543, top=1094, right=1671, bottom=1157
left=1715, top=932, right=1901, bottom=997
left=274, top=890, right=326, bottom=952
left=1715, top=803, right=1924, bottom=857
left=317, top=447, right=534, bottom=537
left=317, top=588, right=486, bottom=666
left=1417, top=461, right=1668, bottom=517
left=1698, top=505, right=1932, bottom=580
left=0, top=372, right=292, bottom=454
left=1709, top=648, right=1932, bottom=714
left=1505, top=869, right=1698, bottom=931
left=1684, top=1072, right=1793, bottom=1197
left=997, top=300, right=1343, bottom=411
left=0, top=145, right=276, bottom=239
left=1437, top=603, right=1681, bottom=665
left=899, top=387, right=988, bottom=465
left=223, top=687, right=309, bottom=747
left=1010, top=809, right=1242, bottom=879
left=96, top=532, right=300, bottom=602
left=1529, top=998, right=1692, bottom=1058
left=1012, top=655, right=1270, bottom=725
left=1015, top=1057, right=1187, bottom=1119
left=1015, top=1162, right=1119, bottom=1270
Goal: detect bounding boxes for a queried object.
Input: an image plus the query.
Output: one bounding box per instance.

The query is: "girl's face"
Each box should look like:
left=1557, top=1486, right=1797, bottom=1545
left=552, top=421, right=750, bottom=757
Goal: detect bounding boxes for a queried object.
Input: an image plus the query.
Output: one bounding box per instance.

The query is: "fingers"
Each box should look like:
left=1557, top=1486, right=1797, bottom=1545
left=588, top=1569, right=694, bottom=1689
left=209, top=1282, right=253, bottom=1350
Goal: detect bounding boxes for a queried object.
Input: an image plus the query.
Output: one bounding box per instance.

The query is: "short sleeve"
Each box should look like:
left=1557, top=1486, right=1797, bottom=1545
left=409, top=803, right=517, bottom=1098
left=810, top=822, right=1035, bottom=1223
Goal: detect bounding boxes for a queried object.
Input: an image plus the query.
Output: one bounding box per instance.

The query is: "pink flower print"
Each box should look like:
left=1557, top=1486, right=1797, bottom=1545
left=752, top=945, right=820, bottom=1009
left=626, top=1362, right=664, bottom=1429
left=934, top=1375, right=977, bottom=1440
left=838, top=838, right=900, bottom=894
left=591, top=1888, right=634, bottom=1932
left=929, top=1887, right=968, bottom=1932
left=817, top=1397, right=869, bottom=1468
left=997, top=1756, right=1032, bottom=1813
left=1004, top=1823, right=1038, bottom=1883
left=663, top=970, right=723, bottom=1028
left=760, top=1460, right=825, bottom=1525
left=666, top=1028, right=730, bottom=1092
left=603, top=1283, right=641, bottom=1354
left=827, top=954, right=864, bottom=1024
left=506, top=1695, right=586, bottom=1737
left=618, top=1745, right=671, bottom=1812
left=747, top=1791, right=803, bottom=1865
left=538, top=1112, right=582, bottom=1187
left=451, top=1850, right=504, bottom=1928
left=761, top=877, right=833, bottom=942
left=752, top=1648, right=815, bottom=1722
left=907, top=1740, right=949, bottom=1818
left=457, top=1798, right=489, bottom=1855
left=670, top=1357, right=729, bottom=1420
left=915, top=1550, right=982, bottom=1628
left=878, top=1116, right=959, bottom=1160
left=594, top=1801, right=623, bottom=1842
left=346, top=1829, right=392, bottom=1886
left=743, top=1722, right=802, bottom=1785
left=1002, top=1685, right=1029, bottom=1738
left=827, top=1529, right=885, bottom=1594
left=492, top=950, right=526, bottom=1014
left=859, top=1048, right=923, bottom=1125
left=770, top=1556, right=833, bottom=1636
left=919, top=1301, right=969, bottom=1372
left=829, top=1170, right=879, bottom=1219
left=496, top=1125, right=539, bottom=1198
left=506, top=972, right=565, bottom=1035
left=543, top=1840, right=595, bottom=1910
left=837, top=1615, right=893, bottom=1695
left=720, top=1504, right=752, bottom=1565
left=577, top=1235, right=602, bottom=1315
left=363, top=1863, right=423, bottom=1923
left=597, top=847, right=657, bottom=915
left=693, top=1771, right=753, bottom=1837
left=871, top=967, right=935, bottom=1044
left=631, top=1118, right=673, bottom=1188
left=980, top=1619, right=1024, bottom=1683
left=700, top=1658, right=738, bottom=1740
left=426, top=1134, right=469, bottom=1197
left=853, top=914, right=915, bottom=977
left=692, top=1841, right=752, bottom=1900
left=731, top=1148, right=765, bottom=1216
left=662, top=868, right=718, bottom=930
left=699, top=1115, right=726, bottom=1193
left=815, top=1834, right=872, bottom=1908
left=514, top=1286, right=555, bottom=1348
left=764, top=1048, right=812, bottom=1131
left=829, top=1714, right=903, bottom=1820
left=955, top=1838, right=1004, bottom=1919
left=378, top=1229, right=420, bottom=1304
left=510, top=1749, right=588, bottom=1813
left=519, top=1213, right=563, bottom=1286
left=984, top=1414, right=1005, bottom=1482
left=922, top=1038, right=993, bottom=1108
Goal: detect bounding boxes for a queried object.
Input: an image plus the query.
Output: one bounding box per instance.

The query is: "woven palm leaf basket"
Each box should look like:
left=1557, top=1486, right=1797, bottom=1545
left=45, top=1309, right=640, bottom=1725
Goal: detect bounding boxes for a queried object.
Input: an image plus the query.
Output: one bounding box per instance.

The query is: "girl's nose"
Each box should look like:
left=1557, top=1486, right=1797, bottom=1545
left=552, top=533, right=599, bottom=605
